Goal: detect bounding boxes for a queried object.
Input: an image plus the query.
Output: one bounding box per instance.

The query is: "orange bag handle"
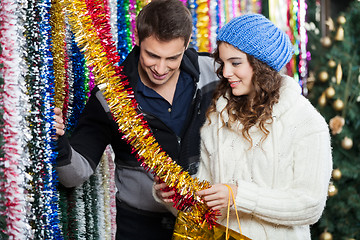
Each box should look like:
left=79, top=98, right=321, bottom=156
left=225, top=184, right=242, bottom=240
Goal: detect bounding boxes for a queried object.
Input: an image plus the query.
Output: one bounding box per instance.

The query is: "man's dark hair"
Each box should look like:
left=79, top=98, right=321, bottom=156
left=136, top=0, right=192, bottom=47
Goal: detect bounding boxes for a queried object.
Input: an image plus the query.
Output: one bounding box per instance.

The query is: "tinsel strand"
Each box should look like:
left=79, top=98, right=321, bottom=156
left=108, top=0, right=118, bottom=47
left=75, top=186, right=86, bottom=239
left=116, top=0, right=131, bottom=62
left=95, top=156, right=107, bottom=239
left=24, top=0, right=45, bottom=236
left=85, top=0, right=122, bottom=75
left=188, top=0, right=198, bottom=49
left=105, top=146, right=117, bottom=239
left=50, top=0, right=67, bottom=109
left=39, top=0, right=63, bottom=237
left=101, top=149, right=113, bottom=239
left=65, top=33, right=87, bottom=133
left=196, top=0, right=210, bottom=52
left=0, top=0, right=32, bottom=238
left=64, top=19, right=74, bottom=123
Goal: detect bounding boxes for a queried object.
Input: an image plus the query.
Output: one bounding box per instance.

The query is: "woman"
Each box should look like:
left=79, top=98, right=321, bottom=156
left=155, top=13, right=332, bottom=239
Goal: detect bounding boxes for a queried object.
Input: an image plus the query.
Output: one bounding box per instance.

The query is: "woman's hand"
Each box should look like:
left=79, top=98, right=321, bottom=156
left=153, top=176, right=176, bottom=203
left=53, top=107, right=65, bottom=140
left=196, top=183, right=237, bottom=211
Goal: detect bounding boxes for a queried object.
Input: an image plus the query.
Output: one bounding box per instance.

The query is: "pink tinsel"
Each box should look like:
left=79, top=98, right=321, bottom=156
left=0, top=0, right=30, bottom=239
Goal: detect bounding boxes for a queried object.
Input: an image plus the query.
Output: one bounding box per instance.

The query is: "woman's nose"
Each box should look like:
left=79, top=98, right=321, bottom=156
left=222, top=64, right=233, bottom=78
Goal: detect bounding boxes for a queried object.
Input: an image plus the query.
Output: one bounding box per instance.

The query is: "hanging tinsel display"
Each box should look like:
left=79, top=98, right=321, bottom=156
left=188, top=0, right=198, bottom=49
left=268, top=0, right=308, bottom=90
left=61, top=0, right=218, bottom=227
left=30, top=0, right=63, bottom=237
left=24, top=0, right=43, bottom=238
left=117, top=0, right=133, bottom=62
left=114, top=0, right=262, bottom=55
left=0, top=45, right=4, bottom=240
left=0, top=0, right=32, bottom=239
left=208, top=0, right=219, bottom=51
left=51, top=0, right=117, bottom=237
left=0, top=0, right=308, bottom=238
left=50, top=0, right=68, bottom=109
left=193, top=0, right=262, bottom=52
left=128, top=0, right=137, bottom=46
left=297, top=0, right=309, bottom=94
left=22, top=0, right=63, bottom=238
left=196, top=0, right=210, bottom=52
left=287, top=0, right=299, bottom=79
left=65, top=33, right=87, bottom=133
left=102, top=146, right=117, bottom=239
left=117, top=0, right=131, bottom=61
left=109, top=0, right=118, bottom=48
left=93, top=156, right=106, bottom=239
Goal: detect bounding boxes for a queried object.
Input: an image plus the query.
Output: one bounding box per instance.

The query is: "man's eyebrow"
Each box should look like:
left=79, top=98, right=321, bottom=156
left=145, top=50, right=182, bottom=59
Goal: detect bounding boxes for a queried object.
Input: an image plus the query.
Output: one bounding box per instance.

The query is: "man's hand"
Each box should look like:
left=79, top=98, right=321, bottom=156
left=153, top=176, right=176, bottom=203
left=53, top=107, right=65, bottom=140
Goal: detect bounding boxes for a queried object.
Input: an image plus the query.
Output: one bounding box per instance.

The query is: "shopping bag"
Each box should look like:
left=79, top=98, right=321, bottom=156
left=172, top=185, right=251, bottom=240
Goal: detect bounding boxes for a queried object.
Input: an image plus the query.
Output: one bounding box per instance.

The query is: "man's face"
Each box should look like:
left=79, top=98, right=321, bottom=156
left=137, top=35, right=186, bottom=89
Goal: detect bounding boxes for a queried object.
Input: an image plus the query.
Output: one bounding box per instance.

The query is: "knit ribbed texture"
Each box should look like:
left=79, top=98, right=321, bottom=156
left=217, top=14, right=294, bottom=72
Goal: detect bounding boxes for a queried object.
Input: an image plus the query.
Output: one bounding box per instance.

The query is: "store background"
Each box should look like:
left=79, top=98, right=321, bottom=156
left=1, top=0, right=359, bottom=239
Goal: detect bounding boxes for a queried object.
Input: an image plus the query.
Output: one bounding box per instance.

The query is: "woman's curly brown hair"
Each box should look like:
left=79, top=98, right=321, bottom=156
left=207, top=43, right=282, bottom=146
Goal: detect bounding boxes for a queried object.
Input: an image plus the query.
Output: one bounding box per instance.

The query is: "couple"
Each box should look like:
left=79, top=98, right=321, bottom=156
left=53, top=0, right=332, bottom=239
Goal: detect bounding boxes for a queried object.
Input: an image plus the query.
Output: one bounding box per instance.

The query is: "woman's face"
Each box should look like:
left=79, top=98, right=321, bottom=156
left=218, top=42, right=255, bottom=97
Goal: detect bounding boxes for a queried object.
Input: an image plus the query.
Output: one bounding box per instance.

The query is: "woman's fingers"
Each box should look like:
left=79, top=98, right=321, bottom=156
left=196, top=184, right=235, bottom=210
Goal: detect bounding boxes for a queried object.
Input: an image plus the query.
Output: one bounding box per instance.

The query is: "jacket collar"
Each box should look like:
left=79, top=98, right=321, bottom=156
left=271, top=75, right=302, bottom=118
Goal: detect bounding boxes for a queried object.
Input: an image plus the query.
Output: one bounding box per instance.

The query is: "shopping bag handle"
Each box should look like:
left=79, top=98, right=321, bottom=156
left=225, top=184, right=242, bottom=240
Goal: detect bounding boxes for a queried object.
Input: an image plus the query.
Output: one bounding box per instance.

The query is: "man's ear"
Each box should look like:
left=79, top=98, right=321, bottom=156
left=134, top=28, right=139, bottom=46
left=185, top=34, right=192, bottom=49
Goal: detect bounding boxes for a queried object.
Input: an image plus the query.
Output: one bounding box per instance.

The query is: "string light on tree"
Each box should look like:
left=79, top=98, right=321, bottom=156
left=328, top=59, right=336, bottom=68
left=332, top=99, right=344, bottom=111
left=337, top=15, right=347, bottom=25
left=341, top=136, right=353, bottom=150
left=318, top=71, right=329, bottom=82
left=332, top=168, right=342, bottom=181
left=320, top=36, right=332, bottom=48
left=319, top=230, right=333, bottom=240
left=325, top=86, right=335, bottom=98
left=328, top=182, right=338, bottom=197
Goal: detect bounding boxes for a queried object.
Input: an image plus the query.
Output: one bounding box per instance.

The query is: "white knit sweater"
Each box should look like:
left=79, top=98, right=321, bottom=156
left=197, top=76, right=332, bottom=240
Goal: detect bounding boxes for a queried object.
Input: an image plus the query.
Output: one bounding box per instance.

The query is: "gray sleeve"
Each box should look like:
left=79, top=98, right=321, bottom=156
left=56, top=147, right=94, bottom=188
left=197, top=55, right=219, bottom=89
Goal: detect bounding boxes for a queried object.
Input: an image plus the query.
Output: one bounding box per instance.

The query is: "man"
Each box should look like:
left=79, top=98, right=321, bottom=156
left=53, top=0, right=218, bottom=239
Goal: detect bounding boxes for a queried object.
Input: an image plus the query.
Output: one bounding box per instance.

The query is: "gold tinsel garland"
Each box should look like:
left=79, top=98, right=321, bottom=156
left=51, top=0, right=67, bottom=108
left=61, top=0, right=217, bottom=226
left=196, top=0, right=210, bottom=52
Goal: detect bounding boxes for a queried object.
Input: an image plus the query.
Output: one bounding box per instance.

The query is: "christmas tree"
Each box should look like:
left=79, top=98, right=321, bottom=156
left=306, top=0, right=360, bottom=239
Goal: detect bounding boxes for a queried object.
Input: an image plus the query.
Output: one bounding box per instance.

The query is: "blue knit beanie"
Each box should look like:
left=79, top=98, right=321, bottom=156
left=216, top=14, right=294, bottom=72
